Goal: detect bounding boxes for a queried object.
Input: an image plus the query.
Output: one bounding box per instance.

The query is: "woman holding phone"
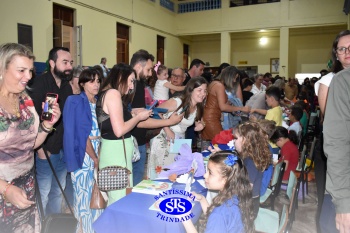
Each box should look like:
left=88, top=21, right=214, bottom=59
left=148, top=77, right=208, bottom=178
left=96, top=63, right=151, bottom=205
left=0, top=43, right=61, bottom=232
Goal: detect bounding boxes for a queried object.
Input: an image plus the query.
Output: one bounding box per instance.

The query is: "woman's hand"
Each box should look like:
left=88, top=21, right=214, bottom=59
left=135, top=109, right=152, bottom=121
left=191, top=191, right=205, bottom=202
left=131, top=108, right=145, bottom=116
left=194, top=121, right=205, bottom=131
left=241, top=106, right=251, bottom=113
left=165, top=130, right=175, bottom=142
left=5, top=185, right=35, bottom=209
left=42, top=102, right=61, bottom=128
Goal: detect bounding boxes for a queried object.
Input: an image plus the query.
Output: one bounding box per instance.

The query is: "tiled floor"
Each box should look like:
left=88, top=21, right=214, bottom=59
left=274, top=179, right=318, bottom=233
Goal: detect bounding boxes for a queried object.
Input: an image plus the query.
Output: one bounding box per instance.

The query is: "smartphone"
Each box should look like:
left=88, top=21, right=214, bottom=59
left=147, top=100, right=158, bottom=110
left=178, top=105, right=188, bottom=114
left=41, top=93, right=58, bottom=122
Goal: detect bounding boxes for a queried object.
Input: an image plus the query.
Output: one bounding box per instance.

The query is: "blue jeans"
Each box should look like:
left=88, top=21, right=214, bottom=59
left=36, top=149, right=67, bottom=216
left=320, top=194, right=339, bottom=233
left=132, top=144, right=146, bottom=186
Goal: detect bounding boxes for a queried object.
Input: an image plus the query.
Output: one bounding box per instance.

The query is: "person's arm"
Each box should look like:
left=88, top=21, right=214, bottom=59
left=323, top=74, right=350, bottom=233
left=105, top=89, right=151, bottom=137
left=164, top=82, right=185, bottom=92
left=137, top=98, right=184, bottom=129
left=235, top=83, right=243, bottom=102
left=0, top=179, right=35, bottom=209
left=251, top=108, right=267, bottom=115
left=86, top=138, right=99, bottom=169
left=214, top=83, right=249, bottom=113
left=182, top=220, right=198, bottom=233
left=317, top=83, right=329, bottom=116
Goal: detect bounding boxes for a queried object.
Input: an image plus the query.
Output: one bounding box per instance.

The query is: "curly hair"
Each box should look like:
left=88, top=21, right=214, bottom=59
left=235, top=122, right=271, bottom=171
left=198, top=151, right=255, bottom=233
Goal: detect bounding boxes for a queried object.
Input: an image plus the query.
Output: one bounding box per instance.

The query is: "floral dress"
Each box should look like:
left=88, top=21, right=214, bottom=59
left=71, top=102, right=103, bottom=233
left=148, top=97, right=196, bottom=179
left=0, top=91, right=40, bottom=233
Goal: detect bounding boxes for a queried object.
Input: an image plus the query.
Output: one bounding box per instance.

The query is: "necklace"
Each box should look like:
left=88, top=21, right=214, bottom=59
left=1, top=93, right=20, bottom=118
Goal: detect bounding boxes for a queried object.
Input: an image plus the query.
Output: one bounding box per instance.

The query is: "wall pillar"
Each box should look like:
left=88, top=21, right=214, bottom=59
left=221, top=31, right=231, bottom=64
left=279, top=27, right=289, bottom=78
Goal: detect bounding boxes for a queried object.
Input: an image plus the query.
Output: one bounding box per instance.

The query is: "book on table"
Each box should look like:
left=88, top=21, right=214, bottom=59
left=132, top=180, right=173, bottom=195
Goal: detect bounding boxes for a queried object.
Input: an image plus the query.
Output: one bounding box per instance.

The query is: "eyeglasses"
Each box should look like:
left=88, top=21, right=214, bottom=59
left=336, top=46, right=350, bottom=55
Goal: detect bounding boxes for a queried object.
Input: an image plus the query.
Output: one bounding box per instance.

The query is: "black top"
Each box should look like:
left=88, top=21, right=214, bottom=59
left=27, top=71, right=73, bottom=154
left=183, top=72, right=191, bottom=86
left=96, top=90, right=132, bottom=140
left=242, top=91, right=254, bottom=105
left=130, top=80, right=147, bottom=145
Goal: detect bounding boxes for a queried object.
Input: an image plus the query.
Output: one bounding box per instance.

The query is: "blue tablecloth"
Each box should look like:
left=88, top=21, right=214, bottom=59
left=93, top=180, right=207, bottom=233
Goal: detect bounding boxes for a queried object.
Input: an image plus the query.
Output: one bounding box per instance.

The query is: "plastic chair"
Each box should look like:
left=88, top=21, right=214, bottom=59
left=255, top=171, right=299, bottom=233
left=255, top=204, right=288, bottom=233
left=286, top=171, right=301, bottom=231
left=260, top=161, right=286, bottom=210
left=297, top=136, right=316, bottom=203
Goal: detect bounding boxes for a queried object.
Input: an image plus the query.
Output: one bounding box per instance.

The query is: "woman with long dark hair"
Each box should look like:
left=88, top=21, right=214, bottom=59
left=148, top=77, right=207, bottom=178
left=63, top=68, right=103, bottom=232
left=96, top=63, right=152, bottom=205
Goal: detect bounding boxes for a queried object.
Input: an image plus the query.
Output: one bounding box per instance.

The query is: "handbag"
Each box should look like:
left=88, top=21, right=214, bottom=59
left=36, top=149, right=78, bottom=233
left=90, top=168, right=107, bottom=209
left=131, top=135, right=140, bottom=162
left=97, top=136, right=131, bottom=192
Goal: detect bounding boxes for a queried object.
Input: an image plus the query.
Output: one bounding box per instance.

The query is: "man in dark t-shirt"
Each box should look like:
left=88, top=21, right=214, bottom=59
left=27, top=47, right=73, bottom=215
left=130, top=50, right=183, bottom=185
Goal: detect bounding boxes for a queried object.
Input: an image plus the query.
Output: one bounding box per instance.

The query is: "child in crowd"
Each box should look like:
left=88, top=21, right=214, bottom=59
left=250, top=86, right=283, bottom=154
left=242, top=78, right=254, bottom=105
left=250, top=86, right=283, bottom=126
left=256, top=119, right=276, bottom=196
left=153, top=63, right=185, bottom=104
left=182, top=151, right=255, bottom=233
left=294, top=100, right=309, bottom=137
left=270, top=126, right=299, bottom=182
left=233, top=122, right=271, bottom=218
left=288, top=105, right=303, bottom=137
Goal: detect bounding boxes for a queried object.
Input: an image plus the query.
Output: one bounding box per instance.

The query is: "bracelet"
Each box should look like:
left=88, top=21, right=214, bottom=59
left=40, top=122, right=54, bottom=133
left=2, top=183, right=12, bottom=201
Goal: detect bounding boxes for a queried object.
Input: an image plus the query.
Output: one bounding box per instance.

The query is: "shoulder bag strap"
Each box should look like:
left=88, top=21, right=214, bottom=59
left=42, top=148, right=75, bottom=215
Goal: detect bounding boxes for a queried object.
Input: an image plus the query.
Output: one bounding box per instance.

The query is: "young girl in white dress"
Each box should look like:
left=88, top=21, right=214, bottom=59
left=153, top=62, right=185, bottom=105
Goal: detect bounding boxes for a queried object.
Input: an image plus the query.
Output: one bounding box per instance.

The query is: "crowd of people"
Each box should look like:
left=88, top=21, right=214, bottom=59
left=1, top=30, right=349, bottom=233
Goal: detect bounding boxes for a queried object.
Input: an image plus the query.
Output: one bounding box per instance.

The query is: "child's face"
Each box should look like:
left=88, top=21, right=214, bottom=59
left=158, top=69, right=168, bottom=80
left=234, top=133, right=244, bottom=153
left=204, top=161, right=226, bottom=191
left=265, top=95, right=275, bottom=107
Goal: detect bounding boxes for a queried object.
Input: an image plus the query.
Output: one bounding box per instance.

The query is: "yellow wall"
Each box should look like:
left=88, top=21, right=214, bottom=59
left=176, top=0, right=346, bottom=35
left=0, top=0, right=184, bottom=67
left=0, top=0, right=348, bottom=74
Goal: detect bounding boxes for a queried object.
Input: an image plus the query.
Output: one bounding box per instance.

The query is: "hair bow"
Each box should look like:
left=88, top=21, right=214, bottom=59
left=224, top=154, right=239, bottom=167
left=154, top=61, right=161, bottom=73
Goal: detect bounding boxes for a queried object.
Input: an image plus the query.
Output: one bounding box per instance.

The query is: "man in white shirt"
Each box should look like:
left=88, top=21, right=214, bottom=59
left=251, top=73, right=266, bottom=94
left=99, top=57, right=108, bottom=78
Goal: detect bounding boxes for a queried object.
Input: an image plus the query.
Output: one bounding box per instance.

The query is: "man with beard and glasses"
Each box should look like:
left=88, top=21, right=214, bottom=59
left=27, top=47, right=73, bottom=215
left=130, top=49, right=183, bottom=186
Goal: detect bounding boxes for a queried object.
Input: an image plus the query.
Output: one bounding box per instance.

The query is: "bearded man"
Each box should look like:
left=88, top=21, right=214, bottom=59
left=27, top=47, right=73, bottom=215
